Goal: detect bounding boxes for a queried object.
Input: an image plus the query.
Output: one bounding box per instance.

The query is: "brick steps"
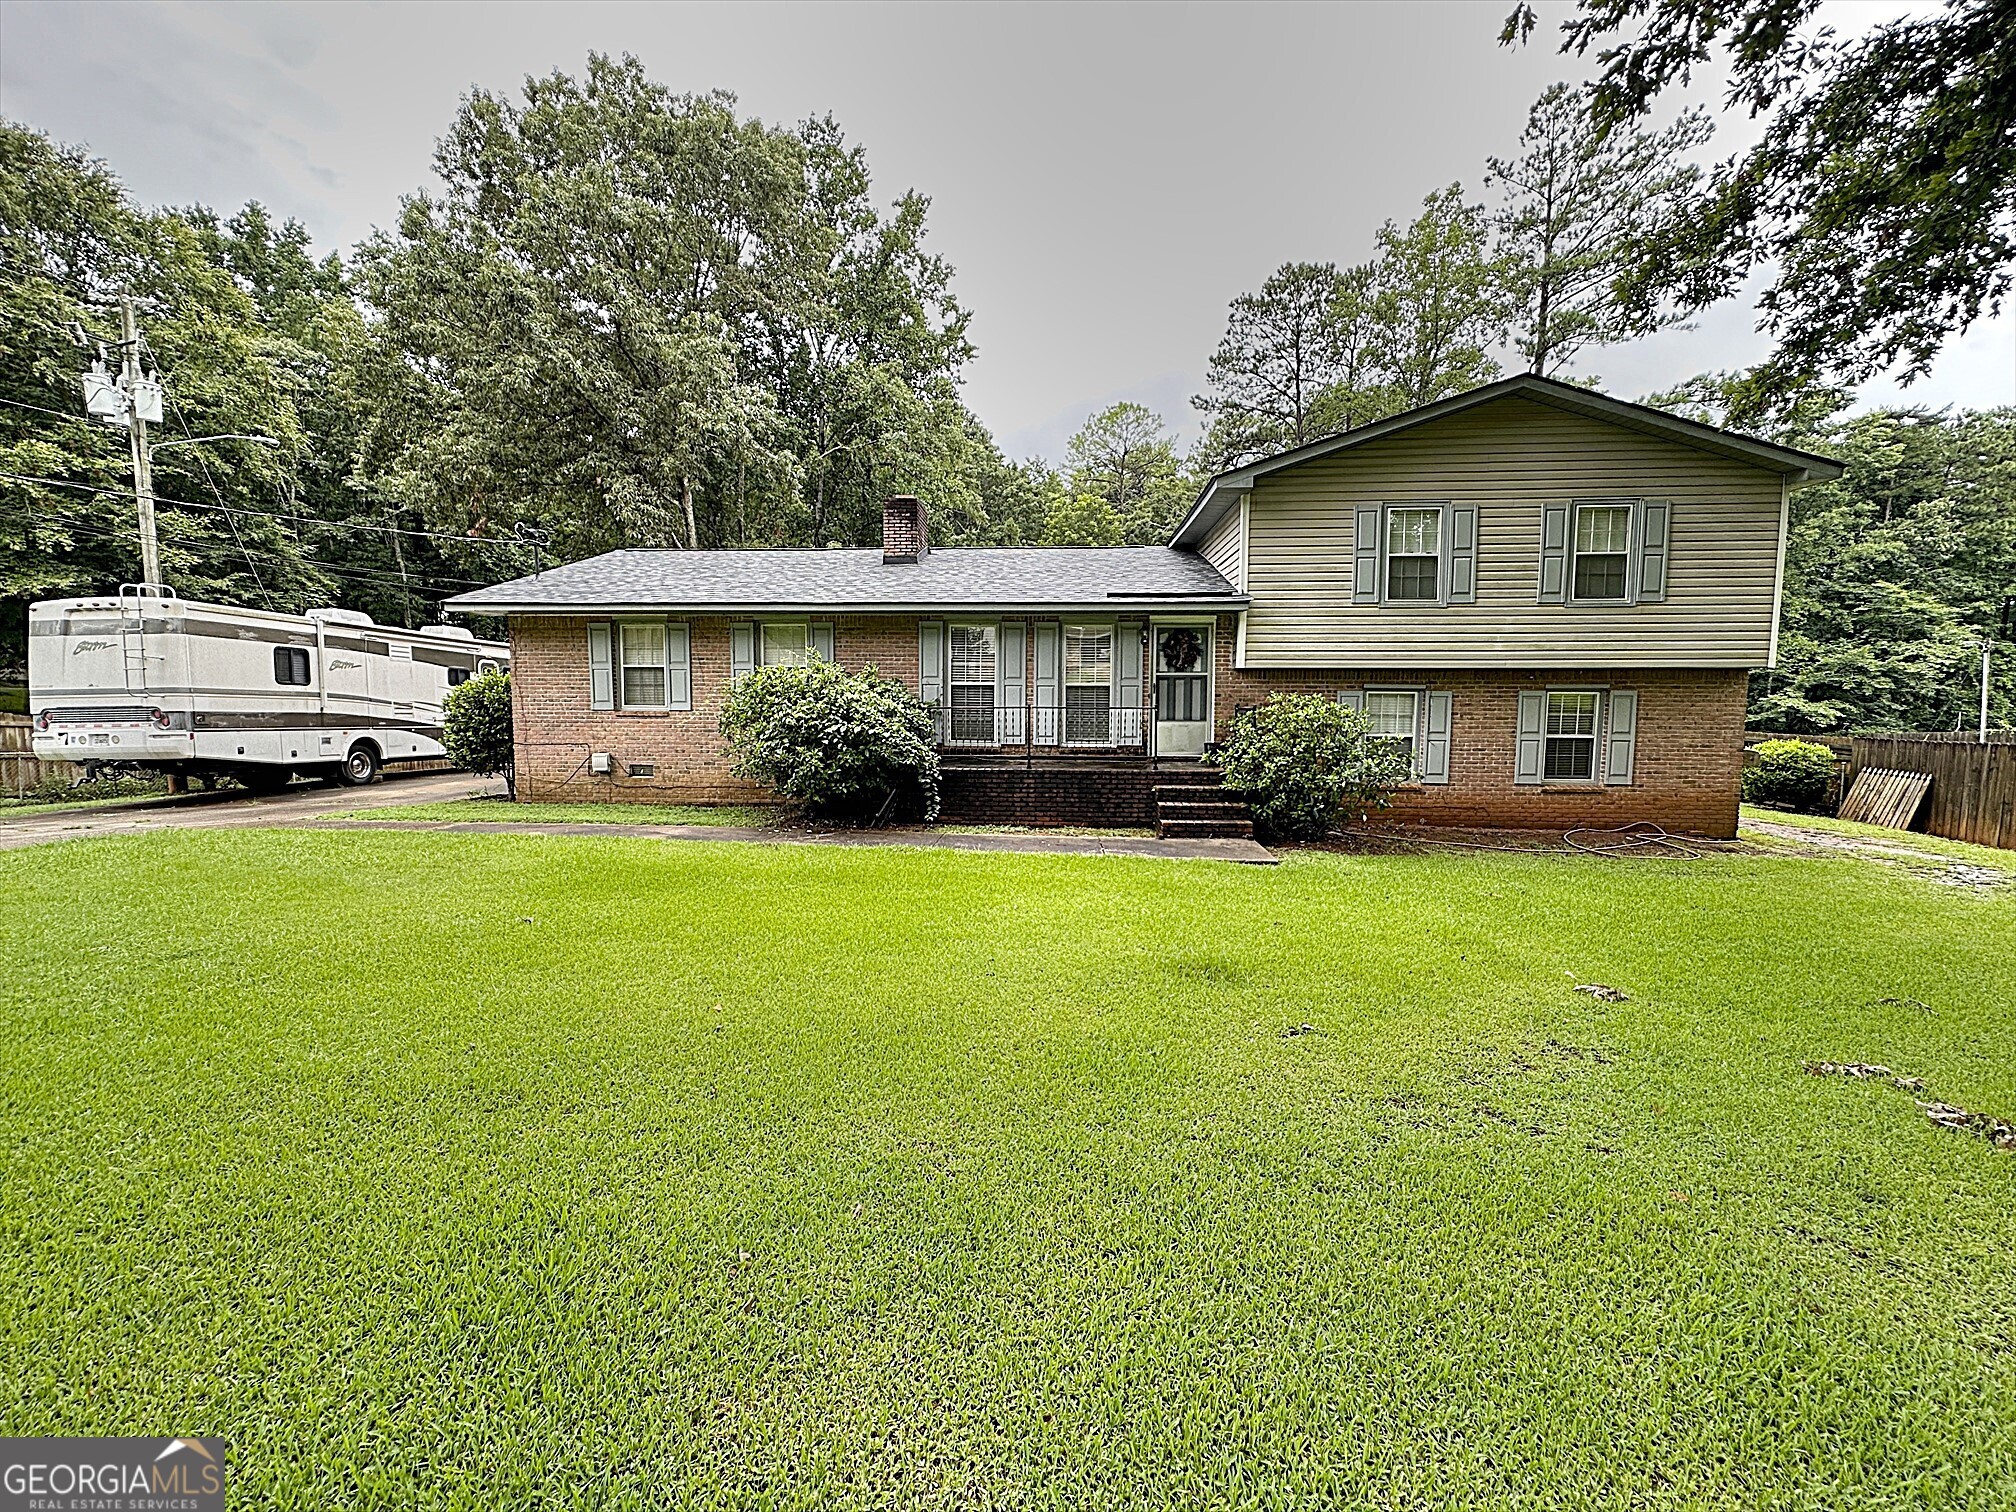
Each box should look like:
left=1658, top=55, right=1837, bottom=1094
left=1153, top=769, right=1254, bottom=839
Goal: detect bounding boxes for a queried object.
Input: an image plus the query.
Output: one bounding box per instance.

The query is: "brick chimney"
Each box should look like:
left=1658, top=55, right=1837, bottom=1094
left=882, top=495, right=929, bottom=564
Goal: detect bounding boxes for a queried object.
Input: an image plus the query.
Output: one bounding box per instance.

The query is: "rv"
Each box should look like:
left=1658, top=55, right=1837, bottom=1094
left=28, top=586, right=508, bottom=790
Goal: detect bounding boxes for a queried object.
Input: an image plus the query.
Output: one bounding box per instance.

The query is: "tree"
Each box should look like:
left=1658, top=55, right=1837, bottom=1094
left=1059, top=403, right=1194, bottom=544
left=442, top=668, right=515, bottom=797
left=1369, top=186, right=1511, bottom=410
left=354, top=54, right=1003, bottom=559
left=1487, top=82, right=1709, bottom=375
left=1194, top=262, right=1348, bottom=461
left=1503, top=0, right=2016, bottom=417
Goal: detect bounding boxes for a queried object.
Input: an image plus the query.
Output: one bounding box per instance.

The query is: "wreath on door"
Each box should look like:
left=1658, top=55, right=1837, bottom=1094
left=1159, top=627, right=1204, bottom=673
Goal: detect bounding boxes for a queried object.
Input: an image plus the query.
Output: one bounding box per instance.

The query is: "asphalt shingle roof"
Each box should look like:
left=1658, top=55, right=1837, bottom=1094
left=444, top=546, right=1244, bottom=615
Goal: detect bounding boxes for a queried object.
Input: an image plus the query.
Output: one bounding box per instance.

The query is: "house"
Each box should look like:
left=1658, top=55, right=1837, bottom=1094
left=442, top=374, right=1843, bottom=838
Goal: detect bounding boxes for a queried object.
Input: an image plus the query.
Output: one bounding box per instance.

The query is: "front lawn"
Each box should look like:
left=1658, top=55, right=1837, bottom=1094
left=1, top=831, right=2010, bottom=1507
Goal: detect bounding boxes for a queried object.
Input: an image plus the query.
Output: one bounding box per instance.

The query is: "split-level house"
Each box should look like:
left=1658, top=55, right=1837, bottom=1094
left=444, top=375, right=1843, bottom=838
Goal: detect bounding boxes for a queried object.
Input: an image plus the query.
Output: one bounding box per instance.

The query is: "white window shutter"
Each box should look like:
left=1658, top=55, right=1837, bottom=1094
left=917, top=621, right=945, bottom=706
left=1636, top=503, right=1670, bottom=603
left=811, top=622, right=835, bottom=661
left=587, top=621, right=614, bottom=710
left=730, top=623, right=755, bottom=682
left=1114, top=621, right=1143, bottom=745
left=1337, top=688, right=1365, bottom=712
left=1447, top=505, right=1477, bottom=605
left=1537, top=504, right=1569, bottom=604
left=1422, top=691, right=1452, bottom=784
left=665, top=622, right=691, bottom=711
left=1514, top=689, right=1546, bottom=783
left=1353, top=506, right=1382, bottom=605
left=1605, top=689, right=1638, bottom=784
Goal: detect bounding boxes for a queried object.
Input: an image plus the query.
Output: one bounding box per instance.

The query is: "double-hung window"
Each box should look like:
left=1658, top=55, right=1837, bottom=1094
left=1544, top=691, right=1601, bottom=780
left=1571, top=504, right=1632, bottom=602
left=759, top=623, right=813, bottom=667
left=620, top=622, right=669, bottom=708
left=947, top=624, right=998, bottom=745
left=1385, top=508, right=1441, bottom=602
left=1063, top=625, right=1113, bottom=745
left=1365, top=690, right=1420, bottom=766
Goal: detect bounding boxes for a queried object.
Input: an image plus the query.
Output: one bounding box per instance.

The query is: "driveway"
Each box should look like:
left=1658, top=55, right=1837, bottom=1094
left=0, top=771, right=504, bottom=852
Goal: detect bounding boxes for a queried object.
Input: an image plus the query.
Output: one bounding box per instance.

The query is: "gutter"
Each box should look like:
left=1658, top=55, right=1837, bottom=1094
left=445, top=596, right=1252, bottom=618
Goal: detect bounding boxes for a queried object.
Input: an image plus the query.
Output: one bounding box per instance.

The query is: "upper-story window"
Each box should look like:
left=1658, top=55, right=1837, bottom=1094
left=1573, top=504, right=1632, bottom=602
left=1385, top=508, right=1442, bottom=602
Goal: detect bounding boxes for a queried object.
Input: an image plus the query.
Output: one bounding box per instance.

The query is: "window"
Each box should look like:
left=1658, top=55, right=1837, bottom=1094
left=1386, top=508, right=1441, bottom=602
left=272, top=646, right=310, bottom=686
left=759, top=622, right=813, bottom=667
left=620, top=622, right=668, bottom=708
left=1544, top=691, right=1601, bottom=780
left=447, top=666, right=471, bottom=687
left=1365, top=690, right=1420, bottom=766
left=1572, top=504, right=1632, bottom=602
left=947, top=623, right=998, bottom=744
left=1063, top=625, right=1113, bottom=745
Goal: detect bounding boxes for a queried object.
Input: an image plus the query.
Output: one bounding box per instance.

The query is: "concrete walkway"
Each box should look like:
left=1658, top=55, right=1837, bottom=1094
left=0, top=774, right=1275, bottom=864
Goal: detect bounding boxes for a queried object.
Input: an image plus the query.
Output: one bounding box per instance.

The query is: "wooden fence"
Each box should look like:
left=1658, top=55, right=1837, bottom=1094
left=1844, top=731, right=2016, bottom=850
left=0, top=713, right=76, bottom=796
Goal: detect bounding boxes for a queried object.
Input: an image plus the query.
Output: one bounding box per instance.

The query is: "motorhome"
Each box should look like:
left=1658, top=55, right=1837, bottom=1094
left=28, top=587, right=508, bottom=789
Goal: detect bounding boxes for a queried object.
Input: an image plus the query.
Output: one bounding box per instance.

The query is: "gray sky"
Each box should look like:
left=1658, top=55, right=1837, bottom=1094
left=3, top=0, right=2009, bottom=459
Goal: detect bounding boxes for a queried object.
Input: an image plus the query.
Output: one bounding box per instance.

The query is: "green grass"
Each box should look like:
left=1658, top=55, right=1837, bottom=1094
left=2, top=830, right=2011, bottom=1508
left=1741, top=802, right=2013, bottom=868
left=334, top=796, right=784, bottom=827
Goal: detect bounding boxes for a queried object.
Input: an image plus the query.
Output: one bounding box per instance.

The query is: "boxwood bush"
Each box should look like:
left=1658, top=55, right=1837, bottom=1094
left=1216, top=692, right=1414, bottom=842
left=720, top=661, right=940, bottom=821
left=1741, top=737, right=1838, bottom=814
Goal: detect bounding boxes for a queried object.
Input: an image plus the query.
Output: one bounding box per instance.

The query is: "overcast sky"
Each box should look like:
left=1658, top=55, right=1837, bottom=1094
left=3, top=0, right=2009, bottom=459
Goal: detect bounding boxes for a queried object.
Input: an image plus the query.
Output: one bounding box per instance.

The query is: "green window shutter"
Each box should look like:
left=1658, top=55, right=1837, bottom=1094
left=1514, top=689, right=1546, bottom=783
left=665, top=622, right=692, bottom=710
left=587, top=621, right=614, bottom=710
left=1604, top=689, right=1638, bottom=784
left=1114, top=621, right=1143, bottom=744
left=1447, top=505, right=1477, bottom=604
left=729, top=623, right=755, bottom=683
left=1635, top=502, right=1670, bottom=604
left=1337, top=689, right=1365, bottom=712
left=1353, top=505, right=1382, bottom=605
left=811, top=621, right=835, bottom=661
left=998, top=621, right=1026, bottom=744
left=1033, top=621, right=1061, bottom=744
left=1422, top=691, right=1452, bottom=784
left=1537, top=504, right=1569, bottom=604
left=917, top=620, right=945, bottom=705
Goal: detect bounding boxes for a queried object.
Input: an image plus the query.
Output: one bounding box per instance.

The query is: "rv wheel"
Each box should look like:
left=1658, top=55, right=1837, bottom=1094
left=334, top=742, right=381, bottom=787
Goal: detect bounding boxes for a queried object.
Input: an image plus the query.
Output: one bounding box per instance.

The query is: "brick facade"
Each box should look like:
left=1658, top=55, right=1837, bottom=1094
left=509, top=610, right=1749, bottom=837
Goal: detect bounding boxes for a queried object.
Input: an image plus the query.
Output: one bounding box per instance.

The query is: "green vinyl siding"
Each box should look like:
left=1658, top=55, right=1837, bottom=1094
left=1241, top=396, right=1786, bottom=669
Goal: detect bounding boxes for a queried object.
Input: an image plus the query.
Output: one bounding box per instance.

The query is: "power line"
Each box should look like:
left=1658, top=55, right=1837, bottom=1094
left=0, top=467, right=534, bottom=551
left=0, top=395, right=95, bottom=424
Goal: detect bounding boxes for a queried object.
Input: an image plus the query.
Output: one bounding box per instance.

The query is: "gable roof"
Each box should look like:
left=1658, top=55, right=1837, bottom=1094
left=443, top=545, right=1245, bottom=617
left=1170, top=373, right=1847, bottom=548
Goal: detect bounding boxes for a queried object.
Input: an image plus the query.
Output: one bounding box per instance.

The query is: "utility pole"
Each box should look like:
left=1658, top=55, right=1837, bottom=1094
left=118, top=294, right=160, bottom=586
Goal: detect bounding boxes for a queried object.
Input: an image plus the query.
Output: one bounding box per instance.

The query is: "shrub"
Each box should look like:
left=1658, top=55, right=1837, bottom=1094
left=1742, top=737, right=1838, bottom=813
left=444, top=669, right=516, bottom=797
left=720, top=660, right=940, bottom=822
left=1216, top=692, right=1414, bottom=842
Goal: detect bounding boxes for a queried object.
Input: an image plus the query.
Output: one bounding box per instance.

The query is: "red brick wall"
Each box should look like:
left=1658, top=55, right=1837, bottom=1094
left=509, top=610, right=1749, bottom=836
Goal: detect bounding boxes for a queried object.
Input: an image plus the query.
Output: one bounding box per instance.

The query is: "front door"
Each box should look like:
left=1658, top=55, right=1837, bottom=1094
left=1153, top=623, right=1212, bottom=757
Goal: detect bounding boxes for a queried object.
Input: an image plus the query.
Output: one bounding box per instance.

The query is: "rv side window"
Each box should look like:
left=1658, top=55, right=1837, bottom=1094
left=447, top=667, right=471, bottom=687
left=273, top=646, right=311, bottom=686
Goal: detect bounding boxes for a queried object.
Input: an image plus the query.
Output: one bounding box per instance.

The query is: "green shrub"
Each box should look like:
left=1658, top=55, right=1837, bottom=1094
left=720, top=660, right=940, bottom=822
left=1217, top=692, right=1414, bottom=842
left=444, top=669, right=516, bottom=797
left=1742, top=737, right=1838, bottom=813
